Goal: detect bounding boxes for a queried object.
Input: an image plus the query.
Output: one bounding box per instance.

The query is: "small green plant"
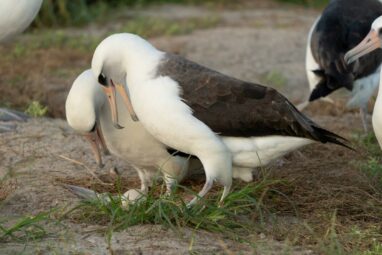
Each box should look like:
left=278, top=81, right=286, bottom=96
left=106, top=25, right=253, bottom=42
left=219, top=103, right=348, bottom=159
left=25, top=101, right=48, bottom=117
left=353, top=132, right=381, bottom=158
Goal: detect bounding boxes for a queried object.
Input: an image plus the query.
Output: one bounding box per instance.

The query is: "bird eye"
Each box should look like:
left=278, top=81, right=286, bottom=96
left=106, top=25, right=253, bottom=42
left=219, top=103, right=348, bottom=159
left=98, top=73, right=108, bottom=86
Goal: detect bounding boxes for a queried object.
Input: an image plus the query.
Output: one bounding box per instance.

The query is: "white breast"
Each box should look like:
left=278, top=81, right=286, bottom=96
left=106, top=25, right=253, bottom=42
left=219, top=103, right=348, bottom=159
left=99, top=93, right=170, bottom=168
left=347, top=64, right=381, bottom=108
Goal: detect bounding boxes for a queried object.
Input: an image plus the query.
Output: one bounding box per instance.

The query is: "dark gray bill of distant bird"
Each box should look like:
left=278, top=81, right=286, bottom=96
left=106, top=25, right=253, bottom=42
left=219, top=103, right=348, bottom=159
left=91, top=33, right=353, bottom=206
left=303, top=0, right=382, bottom=132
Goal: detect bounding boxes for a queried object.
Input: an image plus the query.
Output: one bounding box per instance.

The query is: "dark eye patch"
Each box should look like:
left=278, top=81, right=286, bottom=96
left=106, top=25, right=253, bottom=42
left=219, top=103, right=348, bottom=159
left=98, top=73, right=107, bottom=86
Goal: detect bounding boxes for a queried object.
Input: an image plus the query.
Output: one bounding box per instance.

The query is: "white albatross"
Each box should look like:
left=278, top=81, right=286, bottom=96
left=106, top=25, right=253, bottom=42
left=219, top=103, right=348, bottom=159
left=90, top=33, right=352, bottom=206
left=345, top=16, right=382, bottom=149
left=0, top=0, right=43, bottom=42
left=65, top=70, right=204, bottom=203
left=0, top=0, right=43, bottom=131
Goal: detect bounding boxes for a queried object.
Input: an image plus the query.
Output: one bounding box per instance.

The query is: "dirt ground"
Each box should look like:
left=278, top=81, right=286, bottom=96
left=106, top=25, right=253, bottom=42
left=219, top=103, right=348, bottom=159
left=1, top=2, right=381, bottom=255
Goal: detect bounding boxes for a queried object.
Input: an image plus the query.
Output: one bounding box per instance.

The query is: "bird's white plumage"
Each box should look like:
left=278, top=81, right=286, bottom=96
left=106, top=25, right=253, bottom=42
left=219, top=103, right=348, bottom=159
left=369, top=16, right=382, bottom=148
left=305, top=16, right=321, bottom=92
left=224, top=136, right=312, bottom=168
left=372, top=73, right=382, bottom=148
left=372, top=16, right=382, bottom=30
left=347, top=65, right=381, bottom=108
left=0, top=0, right=43, bottom=42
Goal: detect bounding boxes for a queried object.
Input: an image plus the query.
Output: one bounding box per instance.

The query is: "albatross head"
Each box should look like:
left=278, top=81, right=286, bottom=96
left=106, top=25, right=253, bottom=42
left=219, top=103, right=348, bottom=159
left=65, top=70, right=108, bottom=167
left=345, top=16, right=382, bottom=65
left=91, top=33, right=162, bottom=127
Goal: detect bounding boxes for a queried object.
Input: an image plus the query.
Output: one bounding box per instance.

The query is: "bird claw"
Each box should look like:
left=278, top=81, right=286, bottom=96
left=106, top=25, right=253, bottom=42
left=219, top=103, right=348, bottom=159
left=131, top=113, right=139, bottom=122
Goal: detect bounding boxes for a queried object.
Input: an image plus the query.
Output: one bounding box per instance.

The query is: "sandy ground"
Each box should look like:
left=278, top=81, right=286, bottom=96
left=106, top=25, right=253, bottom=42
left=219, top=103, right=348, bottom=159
left=1, top=2, right=381, bottom=254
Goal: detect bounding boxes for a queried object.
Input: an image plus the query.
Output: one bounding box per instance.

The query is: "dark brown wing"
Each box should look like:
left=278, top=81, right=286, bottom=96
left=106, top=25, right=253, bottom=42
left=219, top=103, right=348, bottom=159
left=156, top=53, right=349, bottom=148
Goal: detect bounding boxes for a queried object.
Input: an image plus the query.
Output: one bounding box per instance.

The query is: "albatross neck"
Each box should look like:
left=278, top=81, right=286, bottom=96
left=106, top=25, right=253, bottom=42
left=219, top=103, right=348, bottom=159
left=121, top=43, right=165, bottom=84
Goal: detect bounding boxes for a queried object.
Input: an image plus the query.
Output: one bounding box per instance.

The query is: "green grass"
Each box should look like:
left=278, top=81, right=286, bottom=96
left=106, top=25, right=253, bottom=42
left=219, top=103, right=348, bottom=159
left=360, top=157, right=382, bottom=185
left=277, top=0, right=329, bottom=7
left=33, top=0, right=228, bottom=28
left=0, top=211, right=53, bottom=243
left=317, top=212, right=346, bottom=255
left=68, top=179, right=285, bottom=243
left=16, top=15, right=221, bottom=55
left=10, top=31, right=100, bottom=55
left=353, top=132, right=382, bottom=186
left=362, top=243, right=382, bottom=255
left=355, top=132, right=382, bottom=158
left=121, top=16, right=221, bottom=38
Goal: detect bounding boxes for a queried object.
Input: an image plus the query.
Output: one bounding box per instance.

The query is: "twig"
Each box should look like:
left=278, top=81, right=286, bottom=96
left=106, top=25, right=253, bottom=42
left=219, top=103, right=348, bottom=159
left=56, top=154, right=111, bottom=186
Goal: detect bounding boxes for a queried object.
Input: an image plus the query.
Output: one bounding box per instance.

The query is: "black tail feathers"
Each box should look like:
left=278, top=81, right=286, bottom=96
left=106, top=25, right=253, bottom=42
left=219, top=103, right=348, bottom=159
left=312, top=126, right=355, bottom=151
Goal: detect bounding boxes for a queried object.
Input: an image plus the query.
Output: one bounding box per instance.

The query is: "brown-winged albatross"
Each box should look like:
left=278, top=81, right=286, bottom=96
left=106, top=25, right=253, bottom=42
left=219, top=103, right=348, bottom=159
left=305, top=0, right=382, bottom=131
left=90, top=33, right=351, bottom=206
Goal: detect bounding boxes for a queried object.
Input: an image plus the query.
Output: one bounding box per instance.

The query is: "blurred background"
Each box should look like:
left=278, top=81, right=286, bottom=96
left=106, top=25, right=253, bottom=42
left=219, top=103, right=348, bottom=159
left=0, top=0, right=329, bottom=119
left=33, top=0, right=329, bottom=28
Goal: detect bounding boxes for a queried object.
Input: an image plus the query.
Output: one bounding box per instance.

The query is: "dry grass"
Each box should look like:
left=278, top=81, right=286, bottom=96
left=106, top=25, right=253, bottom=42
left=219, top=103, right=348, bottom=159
left=0, top=179, right=17, bottom=202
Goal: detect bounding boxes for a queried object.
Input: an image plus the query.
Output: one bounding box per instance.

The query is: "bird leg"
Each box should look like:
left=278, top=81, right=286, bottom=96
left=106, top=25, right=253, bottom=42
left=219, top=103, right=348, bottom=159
left=165, top=176, right=177, bottom=195
left=83, top=131, right=103, bottom=168
left=96, top=125, right=110, bottom=155
left=360, top=106, right=369, bottom=133
left=217, top=184, right=232, bottom=208
left=134, top=167, right=151, bottom=194
left=187, top=179, right=213, bottom=208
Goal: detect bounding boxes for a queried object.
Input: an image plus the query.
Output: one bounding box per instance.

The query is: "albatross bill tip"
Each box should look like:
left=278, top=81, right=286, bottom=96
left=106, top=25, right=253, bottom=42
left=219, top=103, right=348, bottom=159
left=345, top=29, right=381, bottom=65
